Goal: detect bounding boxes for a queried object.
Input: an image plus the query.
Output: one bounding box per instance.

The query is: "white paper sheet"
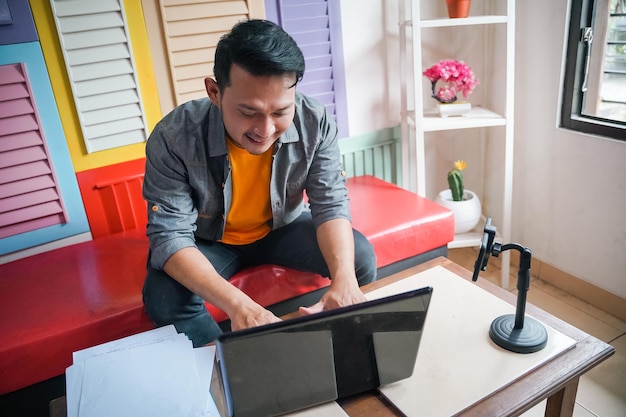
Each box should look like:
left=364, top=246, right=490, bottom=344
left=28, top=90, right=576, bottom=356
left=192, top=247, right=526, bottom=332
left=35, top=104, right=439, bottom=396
left=66, top=326, right=182, bottom=417
left=195, top=345, right=217, bottom=411
left=72, top=325, right=179, bottom=363
left=66, top=325, right=218, bottom=417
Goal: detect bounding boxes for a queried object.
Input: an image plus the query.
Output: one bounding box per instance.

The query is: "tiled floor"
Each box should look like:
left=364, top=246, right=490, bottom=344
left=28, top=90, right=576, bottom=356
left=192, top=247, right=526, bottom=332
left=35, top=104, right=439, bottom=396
left=448, top=248, right=626, bottom=417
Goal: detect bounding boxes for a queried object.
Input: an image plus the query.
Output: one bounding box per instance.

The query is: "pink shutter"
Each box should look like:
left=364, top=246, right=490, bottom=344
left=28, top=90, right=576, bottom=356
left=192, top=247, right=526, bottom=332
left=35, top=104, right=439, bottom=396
left=0, top=63, right=68, bottom=238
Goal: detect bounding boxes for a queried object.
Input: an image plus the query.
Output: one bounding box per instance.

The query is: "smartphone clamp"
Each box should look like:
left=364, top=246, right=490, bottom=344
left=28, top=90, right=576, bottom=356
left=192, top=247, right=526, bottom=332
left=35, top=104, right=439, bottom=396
left=472, top=218, right=547, bottom=353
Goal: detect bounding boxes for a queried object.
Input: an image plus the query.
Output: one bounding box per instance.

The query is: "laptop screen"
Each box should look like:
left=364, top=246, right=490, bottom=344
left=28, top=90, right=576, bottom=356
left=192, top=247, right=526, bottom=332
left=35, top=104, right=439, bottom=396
left=216, top=286, right=433, bottom=417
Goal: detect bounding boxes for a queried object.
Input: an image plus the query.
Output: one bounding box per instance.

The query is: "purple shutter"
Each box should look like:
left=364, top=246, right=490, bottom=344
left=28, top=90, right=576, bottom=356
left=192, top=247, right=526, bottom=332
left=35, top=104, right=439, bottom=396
left=0, top=0, right=38, bottom=46
left=0, top=63, right=68, bottom=238
left=266, top=0, right=349, bottom=137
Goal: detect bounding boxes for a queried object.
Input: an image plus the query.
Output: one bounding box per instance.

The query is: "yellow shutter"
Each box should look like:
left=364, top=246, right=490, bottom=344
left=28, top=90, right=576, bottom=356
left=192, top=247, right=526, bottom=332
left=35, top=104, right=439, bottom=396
left=142, top=0, right=265, bottom=113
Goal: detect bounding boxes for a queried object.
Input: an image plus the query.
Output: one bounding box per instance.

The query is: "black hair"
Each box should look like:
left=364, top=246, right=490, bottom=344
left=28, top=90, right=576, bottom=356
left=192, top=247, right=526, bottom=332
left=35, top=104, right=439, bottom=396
left=213, top=19, right=305, bottom=92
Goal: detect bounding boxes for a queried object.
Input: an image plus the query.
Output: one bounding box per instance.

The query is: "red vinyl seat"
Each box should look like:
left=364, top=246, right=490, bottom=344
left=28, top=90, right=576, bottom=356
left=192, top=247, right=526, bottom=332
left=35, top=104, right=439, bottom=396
left=0, top=175, right=453, bottom=394
left=348, top=175, right=455, bottom=268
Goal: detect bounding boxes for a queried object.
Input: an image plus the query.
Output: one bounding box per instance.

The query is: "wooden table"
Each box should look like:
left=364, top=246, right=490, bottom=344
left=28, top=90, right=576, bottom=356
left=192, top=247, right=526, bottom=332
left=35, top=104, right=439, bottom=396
left=335, top=257, right=615, bottom=417
left=53, top=257, right=615, bottom=417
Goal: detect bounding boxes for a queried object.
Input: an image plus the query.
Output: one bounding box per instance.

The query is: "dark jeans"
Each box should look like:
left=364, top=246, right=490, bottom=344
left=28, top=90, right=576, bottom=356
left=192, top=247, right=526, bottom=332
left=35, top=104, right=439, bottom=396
left=142, top=212, right=377, bottom=346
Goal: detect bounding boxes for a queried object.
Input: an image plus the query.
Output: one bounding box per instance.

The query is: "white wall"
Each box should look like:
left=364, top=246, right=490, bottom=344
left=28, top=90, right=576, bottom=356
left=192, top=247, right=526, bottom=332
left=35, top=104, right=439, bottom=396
left=339, top=1, right=400, bottom=135
left=514, top=0, right=626, bottom=299
left=339, top=0, right=626, bottom=299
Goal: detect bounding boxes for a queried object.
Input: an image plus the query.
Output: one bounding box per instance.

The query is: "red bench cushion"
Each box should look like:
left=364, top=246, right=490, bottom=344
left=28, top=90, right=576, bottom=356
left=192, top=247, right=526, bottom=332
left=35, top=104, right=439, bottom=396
left=0, top=175, right=453, bottom=394
left=0, top=233, right=329, bottom=394
left=348, top=175, right=454, bottom=267
left=0, top=231, right=153, bottom=395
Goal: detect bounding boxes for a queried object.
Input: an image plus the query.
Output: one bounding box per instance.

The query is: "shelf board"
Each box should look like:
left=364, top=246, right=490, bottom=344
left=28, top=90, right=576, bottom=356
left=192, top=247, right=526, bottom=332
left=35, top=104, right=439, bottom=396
left=420, top=15, right=508, bottom=28
left=447, top=217, right=503, bottom=249
left=409, top=107, right=506, bottom=131
left=448, top=231, right=483, bottom=249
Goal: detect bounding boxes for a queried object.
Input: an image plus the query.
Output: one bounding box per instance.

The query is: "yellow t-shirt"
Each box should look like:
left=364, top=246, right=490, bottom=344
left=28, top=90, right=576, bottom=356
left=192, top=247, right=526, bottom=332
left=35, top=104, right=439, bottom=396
left=221, top=140, right=273, bottom=245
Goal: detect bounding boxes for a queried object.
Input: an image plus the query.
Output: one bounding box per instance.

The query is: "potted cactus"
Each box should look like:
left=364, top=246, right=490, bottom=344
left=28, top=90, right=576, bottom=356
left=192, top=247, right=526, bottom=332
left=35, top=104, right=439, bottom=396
left=435, top=160, right=482, bottom=234
left=447, top=160, right=466, bottom=201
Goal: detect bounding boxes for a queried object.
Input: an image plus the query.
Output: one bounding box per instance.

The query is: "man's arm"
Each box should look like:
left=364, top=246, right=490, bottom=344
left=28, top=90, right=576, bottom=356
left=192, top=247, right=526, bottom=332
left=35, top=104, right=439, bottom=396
left=163, top=248, right=281, bottom=331
left=143, top=106, right=281, bottom=332
left=299, top=218, right=367, bottom=315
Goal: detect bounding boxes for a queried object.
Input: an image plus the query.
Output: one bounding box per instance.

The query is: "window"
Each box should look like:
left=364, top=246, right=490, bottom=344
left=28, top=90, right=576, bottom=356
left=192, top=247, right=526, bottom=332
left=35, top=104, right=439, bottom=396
left=562, top=0, right=626, bottom=141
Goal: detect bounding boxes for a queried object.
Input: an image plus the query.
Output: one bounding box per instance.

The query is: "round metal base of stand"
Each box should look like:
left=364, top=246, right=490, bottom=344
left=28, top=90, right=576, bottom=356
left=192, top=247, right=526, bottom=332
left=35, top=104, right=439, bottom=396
left=489, top=314, right=548, bottom=354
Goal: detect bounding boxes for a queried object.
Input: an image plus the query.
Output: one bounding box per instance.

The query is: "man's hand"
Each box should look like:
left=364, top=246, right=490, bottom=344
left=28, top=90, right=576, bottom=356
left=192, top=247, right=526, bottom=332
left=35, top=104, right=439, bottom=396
left=164, top=247, right=282, bottom=332
left=298, top=218, right=369, bottom=316
left=228, top=303, right=282, bottom=331
left=298, top=274, right=367, bottom=316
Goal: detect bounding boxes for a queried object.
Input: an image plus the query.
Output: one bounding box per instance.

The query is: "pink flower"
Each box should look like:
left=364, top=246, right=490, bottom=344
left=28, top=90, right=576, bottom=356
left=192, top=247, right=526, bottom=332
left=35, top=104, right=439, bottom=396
left=437, top=86, right=457, bottom=102
left=423, top=60, right=479, bottom=103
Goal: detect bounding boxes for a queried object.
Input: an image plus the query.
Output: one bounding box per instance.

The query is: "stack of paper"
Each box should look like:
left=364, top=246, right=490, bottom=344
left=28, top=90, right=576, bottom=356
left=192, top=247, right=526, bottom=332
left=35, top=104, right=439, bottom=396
left=66, top=325, right=220, bottom=417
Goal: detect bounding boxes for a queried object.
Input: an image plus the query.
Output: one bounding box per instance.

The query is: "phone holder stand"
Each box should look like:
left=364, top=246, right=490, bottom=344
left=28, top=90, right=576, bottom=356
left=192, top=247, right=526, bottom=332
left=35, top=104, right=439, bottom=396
left=472, top=219, right=548, bottom=354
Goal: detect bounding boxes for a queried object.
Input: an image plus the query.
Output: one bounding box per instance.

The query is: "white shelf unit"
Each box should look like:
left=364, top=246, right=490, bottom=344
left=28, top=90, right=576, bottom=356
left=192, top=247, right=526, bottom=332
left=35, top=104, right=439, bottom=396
left=399, top=0, right=515, bottom=288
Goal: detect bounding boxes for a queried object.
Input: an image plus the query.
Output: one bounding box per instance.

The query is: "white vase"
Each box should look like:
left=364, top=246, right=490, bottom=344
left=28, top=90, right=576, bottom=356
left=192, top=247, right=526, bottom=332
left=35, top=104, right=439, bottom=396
left=438, top=101, right=471, bottom=118
left=435, top=189, right=482, bottom=234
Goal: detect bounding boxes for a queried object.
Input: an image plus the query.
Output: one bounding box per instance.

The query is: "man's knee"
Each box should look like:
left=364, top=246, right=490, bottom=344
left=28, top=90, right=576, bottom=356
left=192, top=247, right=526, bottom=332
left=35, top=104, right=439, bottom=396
left=143, top=267, right=222, bottom=346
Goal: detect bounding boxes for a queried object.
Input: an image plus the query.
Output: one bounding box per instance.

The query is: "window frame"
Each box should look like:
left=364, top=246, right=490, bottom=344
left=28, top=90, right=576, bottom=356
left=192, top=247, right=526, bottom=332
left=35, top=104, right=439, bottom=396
left=561, top=0, right=626, bottom=142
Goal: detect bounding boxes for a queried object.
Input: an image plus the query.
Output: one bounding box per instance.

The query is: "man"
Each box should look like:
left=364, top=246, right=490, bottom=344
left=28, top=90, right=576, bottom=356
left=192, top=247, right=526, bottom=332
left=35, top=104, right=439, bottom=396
left=142, top=19, right=377, bottom=347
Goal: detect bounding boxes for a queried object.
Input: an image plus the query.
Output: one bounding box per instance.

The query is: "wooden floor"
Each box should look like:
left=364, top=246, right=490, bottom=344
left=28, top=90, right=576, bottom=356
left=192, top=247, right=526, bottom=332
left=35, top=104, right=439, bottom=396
left=448, top=248, right=626, bottom=417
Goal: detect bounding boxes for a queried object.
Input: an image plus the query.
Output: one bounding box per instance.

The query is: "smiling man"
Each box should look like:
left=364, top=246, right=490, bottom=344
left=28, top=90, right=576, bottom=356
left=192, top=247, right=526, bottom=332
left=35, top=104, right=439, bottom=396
left=142, top=19, right=377, bottom=346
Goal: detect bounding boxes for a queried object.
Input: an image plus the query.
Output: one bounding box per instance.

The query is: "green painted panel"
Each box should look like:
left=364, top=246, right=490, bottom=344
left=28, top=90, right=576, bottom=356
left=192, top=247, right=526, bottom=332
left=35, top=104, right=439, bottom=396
left=339, top=126, right=402, bottom=185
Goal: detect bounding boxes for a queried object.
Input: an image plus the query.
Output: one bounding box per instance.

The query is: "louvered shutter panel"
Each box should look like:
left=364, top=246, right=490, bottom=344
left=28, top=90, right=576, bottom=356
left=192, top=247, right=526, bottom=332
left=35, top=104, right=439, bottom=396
left=279, top=1, right=335, bottom=113
left=50, top=0, right=148, bottom=153
left=159, top=0, right=252, bottom=105
left=267, top=0, right=348, bottom=137
left=0, top=63, right=68, bottom=239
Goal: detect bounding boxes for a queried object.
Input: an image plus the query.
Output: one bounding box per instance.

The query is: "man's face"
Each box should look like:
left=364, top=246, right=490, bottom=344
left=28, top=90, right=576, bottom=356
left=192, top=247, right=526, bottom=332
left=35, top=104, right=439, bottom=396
left=205, top=64, right=296, bottom=155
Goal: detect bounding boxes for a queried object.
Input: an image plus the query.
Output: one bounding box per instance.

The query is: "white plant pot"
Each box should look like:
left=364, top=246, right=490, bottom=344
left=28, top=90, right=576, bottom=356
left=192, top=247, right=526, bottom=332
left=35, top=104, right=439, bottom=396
left=438, top=101, right=471, bottom=118
left=435, top=189, right=482, bottom=234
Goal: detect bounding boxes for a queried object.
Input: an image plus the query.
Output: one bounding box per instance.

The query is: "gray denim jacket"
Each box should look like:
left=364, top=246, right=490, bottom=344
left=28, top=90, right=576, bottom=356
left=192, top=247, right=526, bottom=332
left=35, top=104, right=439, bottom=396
left=143, top=93, right=350, bottom=270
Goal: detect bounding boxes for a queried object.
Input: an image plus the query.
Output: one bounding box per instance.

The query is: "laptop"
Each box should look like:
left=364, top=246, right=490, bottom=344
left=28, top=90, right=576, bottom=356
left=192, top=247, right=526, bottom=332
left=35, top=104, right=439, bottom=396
left=215, top=286, right=433, bottom=417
